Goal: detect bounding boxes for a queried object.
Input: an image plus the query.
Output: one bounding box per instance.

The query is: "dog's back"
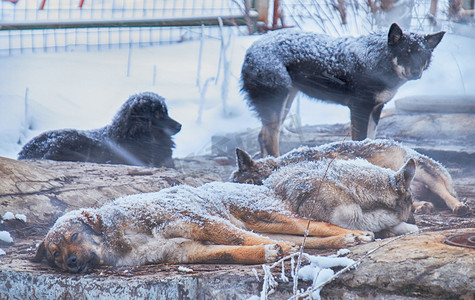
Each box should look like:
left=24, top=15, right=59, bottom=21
left=242, top=30, right=397, bottom=106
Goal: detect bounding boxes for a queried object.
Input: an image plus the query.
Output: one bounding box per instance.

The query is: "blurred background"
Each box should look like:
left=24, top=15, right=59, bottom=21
left=0, top=0, right=474, bottom=159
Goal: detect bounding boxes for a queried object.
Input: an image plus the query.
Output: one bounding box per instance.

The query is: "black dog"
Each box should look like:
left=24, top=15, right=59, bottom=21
left=241, top=23, right=445, bottom=157
left=18, top=92, right=181, bottom=168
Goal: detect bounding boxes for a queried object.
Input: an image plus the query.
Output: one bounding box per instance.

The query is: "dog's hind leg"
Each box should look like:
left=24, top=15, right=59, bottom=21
left=190, top=221, right=297, bottom=255
left=258, top=88, right=299, bottom=157
left=259, top=115, right=281, bottom=158
left=264, top=233, right=368, bottom=249
left=243, top=214, right=374, bottom=245
left=415, top=167, right=470, bottom=215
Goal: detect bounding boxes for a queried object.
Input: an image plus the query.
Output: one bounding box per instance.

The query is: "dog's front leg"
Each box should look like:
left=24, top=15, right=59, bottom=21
left=349, top=102, right=384, bottom=140
left=180, top=242, right=287, bottom=264
left=390, top=222, right=419, bottom=235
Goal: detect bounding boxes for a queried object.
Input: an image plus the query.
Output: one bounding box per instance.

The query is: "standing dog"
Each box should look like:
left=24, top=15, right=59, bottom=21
left=32, top=182, right=374, bottom=273
left=232, top=139, right=469, bottom=215
left=18, top=92, right=181, bottom=168
left=241, top=23, right=445, bottom=157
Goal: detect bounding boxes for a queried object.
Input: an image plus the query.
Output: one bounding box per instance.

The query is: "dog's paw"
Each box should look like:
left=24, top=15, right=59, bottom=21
left=454, top=203, right=471, bottom=216
left=342, top=233, right=359, bottom=247
left=355, top=231, right=375, bottom=243
left=413, top=201, right=434, bottom=214
left=390, top=222, right=419, bottom=235
left=264, top=244, right=284, bottom=262
left=278, top=242, right=299, bottom=255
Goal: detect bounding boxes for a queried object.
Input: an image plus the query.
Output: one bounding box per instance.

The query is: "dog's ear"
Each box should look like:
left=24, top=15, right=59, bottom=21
left=396, top=158, right=416, bottom=189
left=388, top=23, right=403, bottom=46
left=424, top=31, right=445, bottom=50
left=31, top=241, right=46, bottom=263
left=236, top=148, right=256, bottom=171
left=80, top=210, right=103, bottom=235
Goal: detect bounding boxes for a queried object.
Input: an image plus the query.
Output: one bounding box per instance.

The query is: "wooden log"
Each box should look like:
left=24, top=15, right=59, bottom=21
left=395, top=95, right=475, bottom=113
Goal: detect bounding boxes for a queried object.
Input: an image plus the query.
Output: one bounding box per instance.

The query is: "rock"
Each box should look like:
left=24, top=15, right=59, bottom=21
left=0, top=158, right=222, bottom=224
left=326, top=228, right=475, bottom=299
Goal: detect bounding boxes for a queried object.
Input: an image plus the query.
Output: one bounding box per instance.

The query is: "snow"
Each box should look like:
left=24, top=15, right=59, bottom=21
left=297, top=253, right=356, bottom=300
left=2, top=212, right=14, bottom=221
left=0, top=231, right=13, bottom=243
left=0, top=248, right=5, bottom=256
left=1, top=30, right=473, bottom=160
left=177, top=266, right=194, bottom=272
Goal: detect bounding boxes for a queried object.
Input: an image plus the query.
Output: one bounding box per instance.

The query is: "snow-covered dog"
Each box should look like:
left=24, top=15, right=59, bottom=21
left=263, top=158, right=418, bottom=236
left=33, top=182, right=374, bottom=273
left=232, top=139, right=469, bottom=216
left=19, top=92, right=181, bottom=168
left=241, top=23, right=444, bottom=157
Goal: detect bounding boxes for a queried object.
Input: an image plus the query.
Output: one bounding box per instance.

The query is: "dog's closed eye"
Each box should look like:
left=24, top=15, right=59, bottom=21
left=71, top=233, right=78, bottom=242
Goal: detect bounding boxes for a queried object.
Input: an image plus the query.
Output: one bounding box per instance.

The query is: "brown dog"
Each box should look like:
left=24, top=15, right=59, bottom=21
left=33, top=182, right=374, bottom=273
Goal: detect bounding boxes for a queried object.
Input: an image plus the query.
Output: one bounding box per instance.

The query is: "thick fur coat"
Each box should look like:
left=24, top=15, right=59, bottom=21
left=241, top=23, right=445, bottom=156
left=33, top=182, right=375, bottom=273
left=18, top=92, right=181, bottom=167
left=232, top=139, right=469, bottom=215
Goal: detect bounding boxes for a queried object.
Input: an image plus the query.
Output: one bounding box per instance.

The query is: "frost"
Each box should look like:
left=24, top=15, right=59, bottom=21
left=2, top=212, right=14, bottom=221
left=0, top=231, right=13, bottom=243
left=303, top=254, right=355, bottom=269
left=177, top=266, right=193, bottom=273
left=297, top=254, right=355, bottom=299
left=336, top=248, right=350, bottom=256
left=256, top=251, right=357, bottom=300
left=46, top=182, right=295, bottom=250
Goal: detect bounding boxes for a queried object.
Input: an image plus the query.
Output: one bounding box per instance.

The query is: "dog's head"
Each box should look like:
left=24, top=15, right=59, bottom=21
left=388, top=23, right=445, bottom=80
left=32, top=209, right=105, bottom=273
left=112, top=92, right=182, bottom=140
left=392, top=158, right=417, bottom=220
left=231, top=148, right=278, bottom=185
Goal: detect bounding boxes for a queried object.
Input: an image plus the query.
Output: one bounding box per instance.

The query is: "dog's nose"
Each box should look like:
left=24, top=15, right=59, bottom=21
left=66, top=255, right=78, bottom=269
left=410, top=69, right=422, bottom=79
left=175, top=122, right=182, bottom=133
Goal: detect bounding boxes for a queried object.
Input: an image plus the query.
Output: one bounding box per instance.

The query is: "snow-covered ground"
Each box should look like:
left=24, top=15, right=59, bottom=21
left=1, top=28, right=474, bottom=160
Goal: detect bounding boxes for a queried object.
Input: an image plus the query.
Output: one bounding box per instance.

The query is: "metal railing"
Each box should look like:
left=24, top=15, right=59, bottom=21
left=0, top=0, right=253, bottom=55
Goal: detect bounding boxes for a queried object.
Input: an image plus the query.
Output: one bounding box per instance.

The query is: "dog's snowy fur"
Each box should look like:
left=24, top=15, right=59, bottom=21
left=241, top=23, right=445, bottom=157
left=232, top=139, right=469, bottom=216
left=19, top=92, right=181, bottom=167
left=33, top=182, right=375, bottom=273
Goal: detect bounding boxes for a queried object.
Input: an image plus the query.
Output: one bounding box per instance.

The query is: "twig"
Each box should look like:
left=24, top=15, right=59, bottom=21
left=292, top=131, right=350, bottom=295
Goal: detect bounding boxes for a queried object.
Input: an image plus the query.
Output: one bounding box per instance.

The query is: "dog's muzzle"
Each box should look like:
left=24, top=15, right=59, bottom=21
left=66, top=255, right=83, bottom=273
left=66, top=253, right=97, bottom=273
left=407, top=68, right=422, bottom=80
